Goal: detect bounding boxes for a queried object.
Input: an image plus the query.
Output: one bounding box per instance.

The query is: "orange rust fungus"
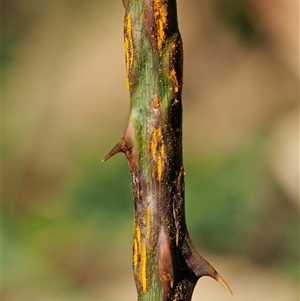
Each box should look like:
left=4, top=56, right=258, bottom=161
left=169, top=68, right=179, bottom=93
left=133, top=237, right=139, bottom=267
left=156, top=150, right=164, bottom=181
left=140, top=241, right=147, bottom=293
left=153, top=95, right=160, bottom=109
left=154, top=0, right=168, bottom=50
left=124, top=12, right=133, bottom=89
left=133, top=209, right=152, bottom=295
left=140, top=208, right=151, bottom=294
left=150, top=128, right=165, bottom=181
left=133, top=224, right=141, bottom=268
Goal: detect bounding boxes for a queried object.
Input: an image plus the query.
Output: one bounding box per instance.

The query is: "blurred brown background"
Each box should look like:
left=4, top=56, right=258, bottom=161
left=3, top=0, right=299, bottom=300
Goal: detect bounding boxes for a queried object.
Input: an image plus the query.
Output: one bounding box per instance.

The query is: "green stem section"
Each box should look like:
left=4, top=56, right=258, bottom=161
left=103, top=1, right=232, bottom=300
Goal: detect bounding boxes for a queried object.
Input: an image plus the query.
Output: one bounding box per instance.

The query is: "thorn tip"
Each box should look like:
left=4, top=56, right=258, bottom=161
left=102, top=138, right=127, bottom=162
left=182, top=237, right=232, bottom=295
left=214, top=273, right=233, bottom=295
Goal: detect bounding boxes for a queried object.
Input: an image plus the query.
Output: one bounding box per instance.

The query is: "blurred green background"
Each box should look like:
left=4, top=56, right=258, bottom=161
left=3, top=0, right=299, bottom=300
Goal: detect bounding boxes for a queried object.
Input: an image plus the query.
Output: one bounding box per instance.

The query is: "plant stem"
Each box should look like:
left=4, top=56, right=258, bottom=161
left=103, top=1, right=232, bottom=300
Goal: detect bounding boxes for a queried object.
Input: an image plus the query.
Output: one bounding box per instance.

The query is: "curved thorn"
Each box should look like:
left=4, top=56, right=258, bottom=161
left=214, top=272, right=233, bottom=295
left=101, top=138, right=127, bottom=162
left=182, top=236, right=233, bottom=294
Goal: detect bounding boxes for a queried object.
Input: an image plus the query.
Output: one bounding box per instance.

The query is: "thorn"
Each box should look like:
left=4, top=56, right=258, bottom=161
left=171, top=98, right=179, bottom=106
left=214, top=272, right=233, bottom=295
left=101, top=138, right=127, bottom=162
left=182, top=237, right=233, bottom=294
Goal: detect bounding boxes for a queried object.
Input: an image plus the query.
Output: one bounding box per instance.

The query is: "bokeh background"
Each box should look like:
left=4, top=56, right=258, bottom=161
left=3, top=0, right=299, bottom=300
